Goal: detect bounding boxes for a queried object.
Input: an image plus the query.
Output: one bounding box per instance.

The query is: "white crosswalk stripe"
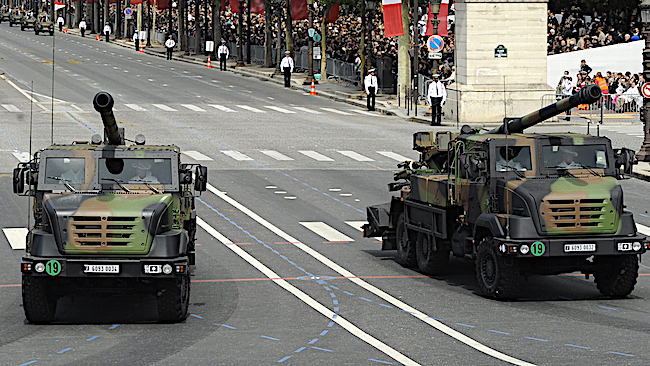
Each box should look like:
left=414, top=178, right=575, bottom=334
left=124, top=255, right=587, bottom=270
left=300, top=222, right=354, bottom=242
left=221, top=150, right=254, bottom=161
left=182, top=104, right=206, bottom=112
left=2, top=104, right=20, bottom=112
left=153, top=104, right=177, bottom=111
left=377, top=151, right=410, bottom=161
left=265, top=106, right=296, bottom=114
left=293, top=107, right=323, bottom=114
left=636, top=223, right=650, bottom=236
left=337, top=150, right=374, bottom=162
left=209, top=104, right=236, bottom=112
left=3, top=228, right=28, bottom=249
left=125, top=104, right=147, bottom=111
left=183, top=151, right=213, bottom=161
left=350, top=109, right=380, bottom=116
left=299, top=150, right=334, bottom=162
left=237, top=105, right=266, bottom=113
left=260, top=150, right=294, bottom=161
left=320, top=108, right=352, bottom=115
left=345, top=221, right=367, bottom=232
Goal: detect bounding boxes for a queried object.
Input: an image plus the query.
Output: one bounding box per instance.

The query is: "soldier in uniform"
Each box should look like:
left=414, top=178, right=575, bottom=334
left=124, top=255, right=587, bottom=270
left=427, top=74, right=447, bottom=126
left=60, top=159, right=85, bottom=184
left=130, top=161, right=160, bottom=184
left=280, top=51, right=294, bottom=88
left=364, top=68, right=378, bottom=111
left=217, top=40, right=229, bottom=71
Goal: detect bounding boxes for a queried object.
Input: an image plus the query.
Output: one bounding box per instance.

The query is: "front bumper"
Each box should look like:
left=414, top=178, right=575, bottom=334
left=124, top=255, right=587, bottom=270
left=21, top=257, right=189, bottom=278
left=495, top=235, right=647, bottom=258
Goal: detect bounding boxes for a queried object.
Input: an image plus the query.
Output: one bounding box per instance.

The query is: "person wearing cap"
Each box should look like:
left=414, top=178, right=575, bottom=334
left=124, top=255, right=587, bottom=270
left=103, top=23, right=111, bottom=43
left=56, top=14, right=64, bottom=32
left=280, top=51, right=294, bottom=88
left=79, top=18, right=87, bottom=37
left=426, top=74, right=447, bottom=126
left=130, top=161, right=160, bottom=184
left=364, top=68, right=378, bottom=111
left=218, top=40, right=229, bottom=71
left=557, top=147, right=581, bottom=169
left=164, top=35, right=176, bottom=60
left=132, top=29, right=139, bottom=51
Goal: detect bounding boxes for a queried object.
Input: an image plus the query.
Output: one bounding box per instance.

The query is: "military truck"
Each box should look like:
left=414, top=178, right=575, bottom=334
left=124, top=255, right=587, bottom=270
left=13, top=91, right=208, bottom=323
left=21, top=13, right=36, bottom=31
left=0, top=6, right=11, bottom=23
left=9, top=10, right=23, bottom=27
left=363, top=85, right=647, bottom=299
left=34, top=13, right=54, bottom=36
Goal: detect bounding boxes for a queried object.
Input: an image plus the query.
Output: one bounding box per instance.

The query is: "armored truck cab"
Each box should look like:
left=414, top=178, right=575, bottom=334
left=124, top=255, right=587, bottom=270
left=0, top=6, right=10, bottom=23
left=364, top=85, right=648, bottom=299
left=34, top=14, right=54, bottom=35
left=9, top=10, right=23, bottom=26
left=14, top=92, right=208, bottom=323
left=21, top=14, right=36, bottom=31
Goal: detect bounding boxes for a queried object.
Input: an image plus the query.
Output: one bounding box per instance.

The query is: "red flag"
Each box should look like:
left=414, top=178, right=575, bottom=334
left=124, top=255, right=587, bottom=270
left=292, top=0, right=307, bottom=20
left=157, top=0, right=169, bottom=10
left=326, top=3, right=339, bottom=23
left=425, top=0, right=448, bottom=36
left=131, top=0, right=143, bottom=4
left=221, top=0, right=227, bottom=12
left=230, top=0, right=242, bottom=13
left=251, top=0, right=264, bottom=14
left=381, top=0, right=403, bottom=37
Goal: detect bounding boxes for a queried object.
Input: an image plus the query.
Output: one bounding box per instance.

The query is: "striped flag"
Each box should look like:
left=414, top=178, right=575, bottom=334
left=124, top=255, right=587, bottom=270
left=425, top=0, right=449, bottom=36
left=54, top=1, right=65, bottom=10
left=382, top=0, right=404, bottom=38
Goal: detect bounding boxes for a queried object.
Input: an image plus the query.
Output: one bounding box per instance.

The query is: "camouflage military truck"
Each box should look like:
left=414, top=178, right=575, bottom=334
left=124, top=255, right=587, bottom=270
left=9, top=10, right=23, bottom=27
left=0, top=6, right=11, bottom=23
left=34, top=13, right=54, bottom=36
left=21, top=13, right=36, bottom=31
left=13, top=91, right=208, bottom=323
left=363, top=85, right=648, bottom=299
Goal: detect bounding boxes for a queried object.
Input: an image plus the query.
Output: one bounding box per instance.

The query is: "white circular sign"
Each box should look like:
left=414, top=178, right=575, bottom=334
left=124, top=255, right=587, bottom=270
left=642, top=82, right=650, bottom=98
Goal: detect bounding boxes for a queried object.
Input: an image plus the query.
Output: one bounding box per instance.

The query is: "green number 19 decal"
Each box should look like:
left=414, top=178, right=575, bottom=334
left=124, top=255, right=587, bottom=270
left=531, top=241, right=546, bottom=257
left=45, top=260, right=62, bottom=276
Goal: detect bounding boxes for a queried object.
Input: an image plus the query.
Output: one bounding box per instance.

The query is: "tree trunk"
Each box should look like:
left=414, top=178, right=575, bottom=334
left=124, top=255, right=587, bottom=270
left=397, top=0, right=410, bottom=101
left=180, top=0, right=187, bottom=51
left=320, top=4, right=330, bottom=80
left=194, top=0, right=201, bottom=53
left=285, top=0, right=292, bottom=51
left=360, top=7, right=366, bottom=89
left=264, top=0, right=272, bottom=67
left=213, top=0, right=221, bottom=45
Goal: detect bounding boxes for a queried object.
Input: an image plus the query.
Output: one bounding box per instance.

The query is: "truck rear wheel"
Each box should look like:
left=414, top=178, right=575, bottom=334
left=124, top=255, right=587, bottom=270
left=416, top=233, right=449, bottom=275
left=22, top=275, right=57, bottom=323
left=595, top=255, right=638, bottom=298
left=396, top=213, right=416, bottom=267
left=475, top=237, right=520, bottom=299
left=157, top=276, right=190, bottom=322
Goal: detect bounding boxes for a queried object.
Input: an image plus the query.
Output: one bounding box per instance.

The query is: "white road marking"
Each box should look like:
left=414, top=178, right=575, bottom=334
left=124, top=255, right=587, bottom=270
left=2, top=104, right=20, bottom=112
left=182, top=151, right=213, bottom=161
left=221, top=150, right=254, bottom=161
left=237, top=105, right=266, bottom=113
left=12, top=152, right=30, bottom=162
left=377, top=151, right=410, bottom=162
left=351, top=109, right=381, bottom=116
left=181, top=104, right=206, bottom=112
left=265, top=106, right=296, bottom=114
left=196, top=218, right=419, bottom=366
left=265, top=186, right=278, bottom=189
left=209, top=104, right=236, bottom=112
left=337, top=151, right=374, bottom=162
left=205, top=184, right=536, bottom=366
left=345, top=221, right=367, bottom=232
left=0, top=75, right=38, bottom=103
left=124, top=104, right=147, bottom=111
left=153, top=104, right=177, bottom=111
left=3, top=228, right=28, bottom=250
left=300, top=222, right=354, bottom=242
left=329, top=188, right=341, bottom=192
left=70, top=104, right=83, bottom=112
left=298, top=150, right=334, bottom=162
left=320, top=107, right=353, bottom=115
left=293, top=106, right=323, bottom=114
left=259, top=150, right=294, bottom=161
left=636, top=223, right=650, bottom=236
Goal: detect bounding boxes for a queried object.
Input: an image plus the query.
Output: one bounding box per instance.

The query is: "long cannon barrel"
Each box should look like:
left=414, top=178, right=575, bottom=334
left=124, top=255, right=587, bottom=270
left=488, top=84, right=603, bottom=134
left=93, top=91, right=122, bottom=145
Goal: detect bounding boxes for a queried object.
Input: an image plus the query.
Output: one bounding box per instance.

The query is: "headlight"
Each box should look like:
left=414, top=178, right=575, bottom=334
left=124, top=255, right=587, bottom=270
left=520, top=244, right=530, bottom=255
left=633, top=242, right=642, bottom=251
left=35, top=262, right=45, bottom=273
left=162, top=264, right=173, bottom=274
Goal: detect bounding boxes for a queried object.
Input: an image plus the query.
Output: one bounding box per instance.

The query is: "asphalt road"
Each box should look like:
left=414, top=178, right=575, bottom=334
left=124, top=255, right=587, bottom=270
left=1, top=25, right=650, bottom=366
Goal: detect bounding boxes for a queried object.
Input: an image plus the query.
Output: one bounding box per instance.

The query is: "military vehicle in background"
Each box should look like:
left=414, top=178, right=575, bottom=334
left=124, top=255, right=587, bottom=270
left=21, top=12, right=36, bottom=31
left=13, top=91, right=208, bottom=323
left=34, top=13, right=54, bottom=35
left=363, top=85, right=647, bottom=299
left=9, top=9, right=23, bottom=27
left=0, top=6, right=11, bottom=23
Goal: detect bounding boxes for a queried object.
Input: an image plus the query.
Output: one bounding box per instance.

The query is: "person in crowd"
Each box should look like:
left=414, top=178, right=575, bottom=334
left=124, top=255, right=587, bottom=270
left=561, top=76, right=573, bottom=120
left=580, top=59, right=592, bottom=76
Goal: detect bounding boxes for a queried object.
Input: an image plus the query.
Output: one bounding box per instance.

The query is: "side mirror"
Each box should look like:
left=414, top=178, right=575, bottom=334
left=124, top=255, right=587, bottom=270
left=194, top=166, right=207, bottom=192
left=179, top=165, right=193, bottom=184
left=614, top=148, right=637, bottom=178
left=13, top=167, right=24, bottom=194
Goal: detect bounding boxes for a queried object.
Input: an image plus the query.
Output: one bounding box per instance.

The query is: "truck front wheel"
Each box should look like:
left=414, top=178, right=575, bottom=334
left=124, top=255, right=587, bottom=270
left=22, top=275, right=57, bottom=323
left=157, top=276, right=190, bottom=322
left=475, top=237, right=520, bottom=299
left=595, top=255, right=638, bottom=298
left=396, top=213, right=416, bottom=267
left=416, top=233, right=449, bottom=275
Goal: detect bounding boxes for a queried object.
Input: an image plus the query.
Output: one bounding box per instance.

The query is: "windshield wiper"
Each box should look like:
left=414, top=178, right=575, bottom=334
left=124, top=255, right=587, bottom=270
left=47, top=176, right=76, bottom=192
left=576, top=163, right=602, bottom=177
left=499, top=166, right=526, bottom=178
left=547, top=166, right=576, bottom=178
left=101, top=177, right=130, bottom=193
left=130, top=179, right=161, bottom=193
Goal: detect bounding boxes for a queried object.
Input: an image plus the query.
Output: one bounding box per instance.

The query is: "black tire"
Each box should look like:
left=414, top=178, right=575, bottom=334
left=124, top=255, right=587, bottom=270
left=21, top=26, right=24, bottom=31
left=416, top=232, right=449, bottom=275
left=395, top=213, right=416, bottom=267
left=49, top=31, right=54, bottom=36
left=35, top=29, right=38, bottom=35
left=475, top=237, right=520, bottom=299
left=595, top=255, right=638, bottom=298
left=157, top=276, right=190, bottom=322
left=22, top=275, right=57, bottom=323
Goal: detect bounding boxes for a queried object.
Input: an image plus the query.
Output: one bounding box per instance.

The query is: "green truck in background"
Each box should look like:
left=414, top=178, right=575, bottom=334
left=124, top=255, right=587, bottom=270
left=13, top=91, right=208, bottom=323
left=363, top=85, right=648, bottom=299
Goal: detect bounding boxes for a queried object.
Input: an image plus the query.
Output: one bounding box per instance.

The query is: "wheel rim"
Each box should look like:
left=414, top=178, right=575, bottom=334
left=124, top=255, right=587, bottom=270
left=421, top=236, right=430, bottom=259
left=481, top=252, right=496, bottom=286
left=399, top=226, right=408, bottom=253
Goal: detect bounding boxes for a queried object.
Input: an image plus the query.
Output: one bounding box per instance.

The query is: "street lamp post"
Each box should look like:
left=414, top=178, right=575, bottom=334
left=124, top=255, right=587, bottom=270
left=637, top=0, right=650, bottom=162
left=303, top=0, right=314, bottom=84
left=429, top=0, right=441, bottom=74
left=246, top=0, right=251, bottom=63
left=274, top=0, right=283, bottom=74
left=366, top=0, right=374, bottom=74
left=236, top=0, right=245, bottom=66
left=412, top=0, right=419, bottom=116
left=146, top=0, right=152, bottom=47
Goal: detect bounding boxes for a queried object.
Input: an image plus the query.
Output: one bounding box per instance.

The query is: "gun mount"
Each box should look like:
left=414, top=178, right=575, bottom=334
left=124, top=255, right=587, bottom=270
left=92, top=91, right=124, bottom=145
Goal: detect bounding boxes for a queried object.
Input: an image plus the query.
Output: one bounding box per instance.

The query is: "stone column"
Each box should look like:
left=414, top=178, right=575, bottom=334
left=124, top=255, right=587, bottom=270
left=444, top=0, right=554, bottom=123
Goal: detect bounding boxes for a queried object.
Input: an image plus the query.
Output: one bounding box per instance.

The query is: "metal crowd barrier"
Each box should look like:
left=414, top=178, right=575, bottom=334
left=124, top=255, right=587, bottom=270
left=325, top=59, right=360, bottom=88
left=541, top=93, right=641, bottom=124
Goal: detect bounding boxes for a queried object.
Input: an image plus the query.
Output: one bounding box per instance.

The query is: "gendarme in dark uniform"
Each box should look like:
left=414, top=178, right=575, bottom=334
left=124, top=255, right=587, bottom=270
left=427, top=74, right=447, bottom=126
left=364, top=68, right=378, bottom=111
left=280, top=51, right=294, bottom=88
left=218, top=40, right=229, bottom=71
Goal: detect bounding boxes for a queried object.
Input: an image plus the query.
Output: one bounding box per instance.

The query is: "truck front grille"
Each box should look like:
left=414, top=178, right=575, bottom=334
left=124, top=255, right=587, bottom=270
left=540, top=198, right=615, bottom=233
left=70, top=216, right=137, bottom=246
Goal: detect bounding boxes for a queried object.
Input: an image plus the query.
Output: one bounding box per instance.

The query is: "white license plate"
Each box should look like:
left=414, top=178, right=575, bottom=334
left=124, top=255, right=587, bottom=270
left=564, top=244, right=596, bottom=252
left=84, top=264, right=120, bottom=273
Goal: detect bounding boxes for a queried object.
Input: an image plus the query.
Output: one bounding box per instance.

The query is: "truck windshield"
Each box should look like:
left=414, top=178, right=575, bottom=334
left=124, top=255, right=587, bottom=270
left=98, top=158, right=172, bottom=184
left=44, top=157, right=86, bottom=184
left=542, top=144, right=608, bottom=169
left=495, top=146, right=532, bottom=172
